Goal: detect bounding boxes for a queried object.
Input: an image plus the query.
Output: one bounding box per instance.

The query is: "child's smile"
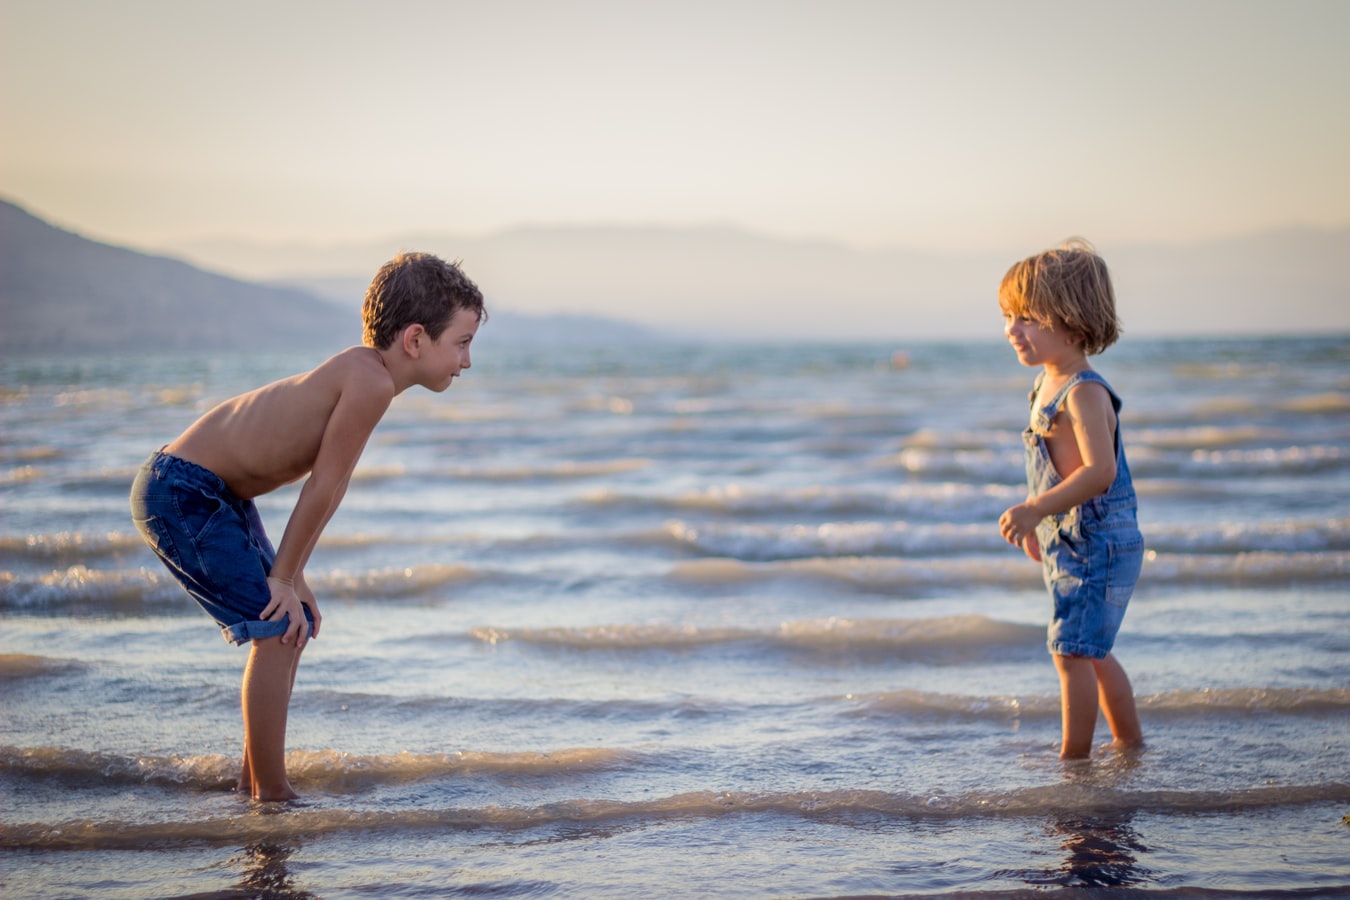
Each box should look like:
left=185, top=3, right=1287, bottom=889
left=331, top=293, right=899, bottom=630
left=1003, top=314, right=1083, bottom=371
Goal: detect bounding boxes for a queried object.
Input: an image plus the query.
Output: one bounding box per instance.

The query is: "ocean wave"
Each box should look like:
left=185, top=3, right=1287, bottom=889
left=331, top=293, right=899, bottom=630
left=664, top=519, right=1006, bottom=560
left=471, top=615, right=1042, bottom=655
left=0, top=531, right=146, bottom=564
left=846, top=686, right=1350, bottom=721
left=319, top=563, right=482, bottom=599
left=5, top=782, right=1346, bottom=851
left=1180, top=444, right=1350, bottom=476
left=1131, top=425, right=1283, bottom=450
left=880, top=448, right=1018, bottom=481
left=1143, top=550, right=1350, bottom=584
left=665, top=551, right=1350, bottom=591
left=0, top=653, right=86, bottom=679
left=585, top=483, right=1021, bottom=519
left=0, top=566, right=182, bottom=614
left=900, top=428, right=1010, bottom=451
left=1278, top=391, right=1350, bottom=414
left=0, top=562, right=488, bottom=614
left=0, top=444, right=64, bottom=465
left=0, top=744, right=639, bottom=797
left=447, top=458, right=651, bottom=482
left=1144, top=519, right=1350, bottom=554
left=1129, top=389, right=1350, bottom=423
left=1137, top=686, right=1350, bottom=716
left=665, top=517, right=1350, bottom=560
left=0, top=464, right=44, bottom=485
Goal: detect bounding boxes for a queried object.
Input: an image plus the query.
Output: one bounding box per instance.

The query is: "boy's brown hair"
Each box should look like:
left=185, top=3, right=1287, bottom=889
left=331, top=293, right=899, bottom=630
left=362, top=252, right=486, bottom=349
left=999, top=238, right=1120, bottom=355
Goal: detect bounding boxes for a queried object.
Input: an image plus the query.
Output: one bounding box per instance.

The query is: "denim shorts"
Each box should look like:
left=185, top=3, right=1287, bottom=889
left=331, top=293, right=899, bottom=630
left=130, top=450, right=312, bottom=646
left=1038, top=516, right=1144, bottom=659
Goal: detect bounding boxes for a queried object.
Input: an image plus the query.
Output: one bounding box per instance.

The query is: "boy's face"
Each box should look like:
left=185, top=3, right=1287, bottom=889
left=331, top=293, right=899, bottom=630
left=420, top=308, right=480, bottom=392
left=1002, top=309, right=1081, bottom=370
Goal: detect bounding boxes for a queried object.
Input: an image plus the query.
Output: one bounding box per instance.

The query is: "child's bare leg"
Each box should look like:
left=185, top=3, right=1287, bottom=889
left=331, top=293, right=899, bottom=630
left=237, top=643, right=305, bottom=794
left=1092, top=653, right=1143, bottom=749
left=240, top=636, right=301, bottom=801
left=1053, top=654, right=1100, bottom=759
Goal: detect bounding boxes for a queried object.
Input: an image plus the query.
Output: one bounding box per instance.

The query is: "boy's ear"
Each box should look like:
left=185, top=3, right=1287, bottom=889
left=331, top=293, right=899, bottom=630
left=400, top=323, right=427, bottom=357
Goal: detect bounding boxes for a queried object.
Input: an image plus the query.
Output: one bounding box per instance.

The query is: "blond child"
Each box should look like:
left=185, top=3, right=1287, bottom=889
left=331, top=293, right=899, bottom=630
left=131, top=252, right=484, bottom=799
left=997, top=239, right=1145, bottom=759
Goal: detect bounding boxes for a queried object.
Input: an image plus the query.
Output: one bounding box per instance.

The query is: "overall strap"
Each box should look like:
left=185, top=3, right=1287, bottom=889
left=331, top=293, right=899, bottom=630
left=1043, top=370, right=1121, bottom=417
left=1031, top=370, right=1122, bottom=435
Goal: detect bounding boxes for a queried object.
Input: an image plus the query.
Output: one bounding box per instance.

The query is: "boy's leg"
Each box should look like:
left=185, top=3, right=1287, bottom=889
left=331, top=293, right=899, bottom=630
left=1053, top=654, right=1099, bottom=759
left=1092, top=653, right=1144, bottom=749
left=237, top=643, right=305, bottom=795
left=240, top=636, right=302, bottom=801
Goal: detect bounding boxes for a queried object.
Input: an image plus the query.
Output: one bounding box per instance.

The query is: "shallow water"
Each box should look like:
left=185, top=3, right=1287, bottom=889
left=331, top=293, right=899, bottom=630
left=2, top=335, right=1348, bottom=897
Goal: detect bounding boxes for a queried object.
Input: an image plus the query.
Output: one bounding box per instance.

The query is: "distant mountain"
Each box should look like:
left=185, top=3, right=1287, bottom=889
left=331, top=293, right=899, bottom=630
left=5, top=196, right=1347, bottom=348
left=268, top=274, right=660, bottom=348
left=0, top=199, right=355, bottom=354
left=0, top=199, right=662, bottom=354
left=168, top=223, right=1350, bottom=341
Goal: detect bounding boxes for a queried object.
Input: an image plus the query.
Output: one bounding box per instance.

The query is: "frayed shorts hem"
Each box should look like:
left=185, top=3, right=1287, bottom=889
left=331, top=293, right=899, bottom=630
left=222, top=618, right=314, bottom=646
left=1048, top=641, right=1111, bottom=660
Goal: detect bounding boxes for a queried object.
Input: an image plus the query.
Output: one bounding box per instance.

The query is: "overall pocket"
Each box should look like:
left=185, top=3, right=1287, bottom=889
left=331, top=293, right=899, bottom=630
left=1105, top=533, right=1145, bottom=608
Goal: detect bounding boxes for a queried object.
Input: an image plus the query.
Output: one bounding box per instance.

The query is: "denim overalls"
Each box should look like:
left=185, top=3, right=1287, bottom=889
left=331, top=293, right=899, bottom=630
left=1025, top=370, right=1144, bottom=659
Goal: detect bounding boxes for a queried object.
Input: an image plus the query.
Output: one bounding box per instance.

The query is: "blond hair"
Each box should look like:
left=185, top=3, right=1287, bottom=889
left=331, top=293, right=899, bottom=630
left=999, top=238, right=1120, bottom=355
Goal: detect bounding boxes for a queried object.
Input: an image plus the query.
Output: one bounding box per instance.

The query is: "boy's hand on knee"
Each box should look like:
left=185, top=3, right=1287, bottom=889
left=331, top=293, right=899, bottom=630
left=263, top=575, right=306, bottom=646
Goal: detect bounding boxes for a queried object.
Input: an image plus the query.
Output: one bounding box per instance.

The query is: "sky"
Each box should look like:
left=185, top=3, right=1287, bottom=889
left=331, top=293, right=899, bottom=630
left=2, top=0, right=1348, bottom=336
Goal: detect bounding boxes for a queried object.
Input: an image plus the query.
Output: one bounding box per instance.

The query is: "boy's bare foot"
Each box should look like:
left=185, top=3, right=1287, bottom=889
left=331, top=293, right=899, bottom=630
left=237, top=766, right=299, bottom=801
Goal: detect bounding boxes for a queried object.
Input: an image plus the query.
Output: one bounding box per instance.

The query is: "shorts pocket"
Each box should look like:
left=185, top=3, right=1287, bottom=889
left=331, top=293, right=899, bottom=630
left=172, top=488, right=226, bottom=543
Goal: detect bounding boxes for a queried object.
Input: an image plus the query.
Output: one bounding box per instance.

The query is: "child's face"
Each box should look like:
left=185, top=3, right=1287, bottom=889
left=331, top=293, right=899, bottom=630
left=420, top=308, right=480, bottom=392
left=1002, top=309, right=1081, bottom=370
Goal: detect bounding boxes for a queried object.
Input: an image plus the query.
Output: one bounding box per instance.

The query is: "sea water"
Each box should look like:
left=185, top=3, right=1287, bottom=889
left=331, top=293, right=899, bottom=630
left=2, top=335, right=1348, bottom=898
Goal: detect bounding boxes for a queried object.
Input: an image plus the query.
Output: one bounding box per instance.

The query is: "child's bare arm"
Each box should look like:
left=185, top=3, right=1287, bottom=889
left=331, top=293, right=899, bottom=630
left=262, top=368, right=395, bottom=644
left=1000, top=383, right=1118, bottom=547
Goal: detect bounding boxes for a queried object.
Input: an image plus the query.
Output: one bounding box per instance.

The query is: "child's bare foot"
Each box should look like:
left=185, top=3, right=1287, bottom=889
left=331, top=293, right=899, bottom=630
left=1106, top=737, right=1146, bottom=753
left=251, top=781, right=300, bottom=802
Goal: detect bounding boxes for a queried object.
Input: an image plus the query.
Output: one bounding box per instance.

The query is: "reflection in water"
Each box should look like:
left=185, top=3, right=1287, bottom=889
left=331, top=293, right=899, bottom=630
left=232, top=842, right=318, bottom=900
left=1030, top=813, right=1152, bottom=888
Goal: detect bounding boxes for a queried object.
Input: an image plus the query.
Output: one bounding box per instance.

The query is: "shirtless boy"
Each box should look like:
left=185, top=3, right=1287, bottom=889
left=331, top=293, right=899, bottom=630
left=130, top=252, right=484, bottom=800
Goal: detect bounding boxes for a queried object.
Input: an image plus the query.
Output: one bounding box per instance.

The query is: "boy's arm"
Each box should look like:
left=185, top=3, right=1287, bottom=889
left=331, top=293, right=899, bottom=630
left=1000, top=383, right=1118, bottom=547
left=263, top=372, right=394, bottom=645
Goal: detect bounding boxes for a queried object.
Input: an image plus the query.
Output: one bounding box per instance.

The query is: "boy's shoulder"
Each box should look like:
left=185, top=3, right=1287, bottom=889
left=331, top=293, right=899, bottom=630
left=293, top=346, right=398, bottom=416
left=312, top=346, right=394, bottom=389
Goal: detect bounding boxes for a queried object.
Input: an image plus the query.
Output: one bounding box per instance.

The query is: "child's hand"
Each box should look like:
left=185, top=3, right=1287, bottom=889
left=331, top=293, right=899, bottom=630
left=999, top=503, right=1043, bottom=550
left=1021, top=531, right=1042, bottom=562
left=263, top=575, right=307, bottom=646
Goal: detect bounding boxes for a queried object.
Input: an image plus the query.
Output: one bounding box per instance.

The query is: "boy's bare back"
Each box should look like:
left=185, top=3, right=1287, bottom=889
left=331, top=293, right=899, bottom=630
left=166, top=346, right=395, bottom=500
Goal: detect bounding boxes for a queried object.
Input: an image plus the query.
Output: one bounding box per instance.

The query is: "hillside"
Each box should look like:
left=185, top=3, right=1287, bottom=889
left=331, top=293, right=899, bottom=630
left=0, top=200, right=356, bottom=354
left=0, top=200, right=662, bottom=353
